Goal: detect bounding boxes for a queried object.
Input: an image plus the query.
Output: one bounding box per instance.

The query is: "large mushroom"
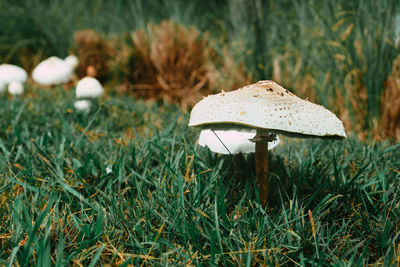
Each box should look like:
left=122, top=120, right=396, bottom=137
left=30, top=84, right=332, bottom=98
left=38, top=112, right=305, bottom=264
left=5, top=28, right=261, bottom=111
left=189, top=80, right=346, bottom=205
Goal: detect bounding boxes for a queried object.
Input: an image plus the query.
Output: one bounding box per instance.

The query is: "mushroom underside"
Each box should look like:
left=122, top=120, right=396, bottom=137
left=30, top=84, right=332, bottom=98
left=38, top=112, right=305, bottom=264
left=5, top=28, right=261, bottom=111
left=192, top=122, right=346, bottom=140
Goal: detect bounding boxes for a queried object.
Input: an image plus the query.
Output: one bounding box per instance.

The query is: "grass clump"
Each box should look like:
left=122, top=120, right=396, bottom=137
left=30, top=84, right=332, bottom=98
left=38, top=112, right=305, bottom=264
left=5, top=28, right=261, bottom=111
left=124, top=20, right=212, bottom=109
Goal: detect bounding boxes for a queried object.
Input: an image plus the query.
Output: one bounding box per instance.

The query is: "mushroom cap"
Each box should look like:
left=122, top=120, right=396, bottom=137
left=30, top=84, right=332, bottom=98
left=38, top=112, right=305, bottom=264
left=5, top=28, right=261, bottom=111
left=189, top=80, right=346, bottom=138
left=64, top=55, right=79, bottom=69
left=74, top=100, right=91, bottom=112
left=0, top=80, right=5, bottom=93
left=199, top=129, right=280, bottom=154
left=32, top=56, right=73, bottom=86
left=8, top=81, right=24, bottom=95
left=76, top=77, right=104, bottom=98
left=0, top=64, right=27, bottom=84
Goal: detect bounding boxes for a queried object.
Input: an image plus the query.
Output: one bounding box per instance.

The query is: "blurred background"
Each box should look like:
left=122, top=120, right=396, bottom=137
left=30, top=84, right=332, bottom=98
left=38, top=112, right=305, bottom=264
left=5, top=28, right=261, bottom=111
left=1, top=0, right=399, bottom=140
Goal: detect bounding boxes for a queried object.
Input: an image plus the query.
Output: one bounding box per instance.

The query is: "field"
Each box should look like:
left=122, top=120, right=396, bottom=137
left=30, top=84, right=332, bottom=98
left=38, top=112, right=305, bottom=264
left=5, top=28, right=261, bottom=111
left=0, top=90, right=399, bottom=265
left=1, top=0, right=400, bottom=266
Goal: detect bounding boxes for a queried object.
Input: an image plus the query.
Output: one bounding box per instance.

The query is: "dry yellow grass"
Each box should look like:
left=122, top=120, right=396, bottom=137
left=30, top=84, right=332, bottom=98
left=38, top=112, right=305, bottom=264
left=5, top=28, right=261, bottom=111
left=206, top=41, right=252, bottom=93
left=344, top=69, right=368, bottom=136
left=272, top=52, right=318, bottom=102
left=127, top=20, right=211, bottom=109
left=381, top=55, right=400, bottom=140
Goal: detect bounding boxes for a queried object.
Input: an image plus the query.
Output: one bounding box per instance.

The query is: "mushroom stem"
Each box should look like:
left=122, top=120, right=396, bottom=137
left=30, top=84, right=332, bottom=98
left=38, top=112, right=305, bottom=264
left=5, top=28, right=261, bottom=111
left=253, top=129, right=274, bottom=206
left=255, top=140, right=269, bottom=205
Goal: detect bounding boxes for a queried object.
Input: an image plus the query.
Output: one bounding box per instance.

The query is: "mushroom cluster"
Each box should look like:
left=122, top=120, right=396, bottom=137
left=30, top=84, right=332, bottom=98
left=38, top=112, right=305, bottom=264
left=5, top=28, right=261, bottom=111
left=189, top=80, right=346, bottom=205
left=1, top=55, right=106, bottom=114
left=0, top=55, right=79, bottom=96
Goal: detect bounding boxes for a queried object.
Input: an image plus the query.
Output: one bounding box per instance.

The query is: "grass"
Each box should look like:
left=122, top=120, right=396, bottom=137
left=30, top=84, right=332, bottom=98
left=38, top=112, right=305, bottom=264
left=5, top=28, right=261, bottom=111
left=0, top=88, right=400, bottom=265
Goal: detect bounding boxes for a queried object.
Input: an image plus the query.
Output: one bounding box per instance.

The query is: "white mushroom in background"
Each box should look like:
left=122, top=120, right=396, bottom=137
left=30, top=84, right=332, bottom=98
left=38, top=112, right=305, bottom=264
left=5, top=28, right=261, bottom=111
left=74, top=100, right=91, bottom=112
left=189, top=80, right=346, bottom=205
left=76, top=77, right=104, bottom=98
left=0, top=64, right=27, bottom=84
left=32, top=56, right=73, bottom=86
left=0, top=80, right=6, bottom=93
left=199, top=129, right=280, bottom=154
left=8, top=81, right=24, bottom=95
left=64, top=55, right=79, bottom=70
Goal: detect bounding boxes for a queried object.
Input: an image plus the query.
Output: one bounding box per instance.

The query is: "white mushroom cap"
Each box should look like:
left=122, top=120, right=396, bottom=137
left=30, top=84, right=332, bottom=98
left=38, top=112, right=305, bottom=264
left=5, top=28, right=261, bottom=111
left=76, top=77, right=104, bottom=98
left=32, top=56, right=73, bottom=86
left=74, top=100, right=91, bottom=112
left=8, top=81, right=24, bottom=95
left=0, top=80, right=5, bottom=93
left=64, top=55, right=79, bottom=69
left=0, top=64, right=27, bottom=84
left=189, top=80, right=346, bottom=138
left=199, top=129, right=280, bottom=154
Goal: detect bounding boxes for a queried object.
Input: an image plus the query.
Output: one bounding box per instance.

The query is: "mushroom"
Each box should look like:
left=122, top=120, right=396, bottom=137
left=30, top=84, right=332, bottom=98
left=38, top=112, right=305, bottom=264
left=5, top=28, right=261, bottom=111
left=199, top=129, right=280, bottom=154
left=189, top=80, right=346, bottom=205
left=0, top=64, right=27, bottom=84
left=74, top=100, right=91, bottom=112
left=64, top=55, right=79, bottom=70
left=8, top=81, right=24, bottom=95
left=75, top=77, right=104, bottom=98
left=32, top=56, right=73, bottom=86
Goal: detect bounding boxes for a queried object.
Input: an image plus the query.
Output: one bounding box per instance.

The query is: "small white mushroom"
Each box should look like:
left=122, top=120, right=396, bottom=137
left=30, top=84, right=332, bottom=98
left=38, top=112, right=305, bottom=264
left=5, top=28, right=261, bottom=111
left=32, top=56, right=73, bottom=86
left=105, top=165, right=112, bottom=174
left=199, top=129, right=280, bottom=154
left=64, top=55, right=79, bottom=69
left=8, top=81, right=24, bottom=95
left=74, top=100, right=91, bottom=112
left=76, top=77, right=104, bottom=98
left=0, top=64, right=27, bottom=84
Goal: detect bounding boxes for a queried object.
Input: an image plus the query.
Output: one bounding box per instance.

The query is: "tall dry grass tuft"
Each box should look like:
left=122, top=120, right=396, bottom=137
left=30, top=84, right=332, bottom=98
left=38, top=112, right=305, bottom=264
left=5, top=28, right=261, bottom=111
left=126, top=20, right=210, bottom=109
left=74, top=29, right=115, bottom=82
left=381, top=55, right=400, bottom=140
